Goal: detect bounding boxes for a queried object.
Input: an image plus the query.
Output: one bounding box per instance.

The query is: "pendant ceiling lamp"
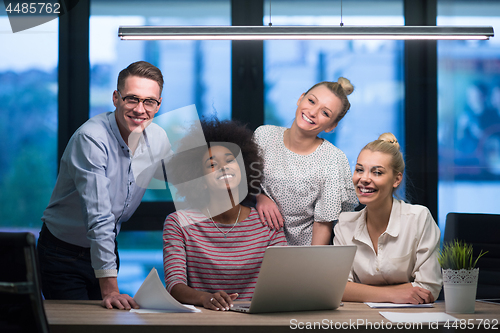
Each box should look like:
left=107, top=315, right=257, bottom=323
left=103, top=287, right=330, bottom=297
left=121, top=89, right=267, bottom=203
left=118, top=25, right=494, bottom=41
left=118, top=0, right=494, bottom=41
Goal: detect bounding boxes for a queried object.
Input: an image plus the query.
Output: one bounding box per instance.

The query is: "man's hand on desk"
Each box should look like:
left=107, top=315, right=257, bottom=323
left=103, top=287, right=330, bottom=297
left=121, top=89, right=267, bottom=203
left=101, top=291, right=139, bottom=310
left=99, top=277, right=139, bottom=310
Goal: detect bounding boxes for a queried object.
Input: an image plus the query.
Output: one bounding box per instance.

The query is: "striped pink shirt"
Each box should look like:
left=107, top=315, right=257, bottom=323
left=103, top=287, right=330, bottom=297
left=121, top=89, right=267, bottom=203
left=163, top=207, right=286, bottom=300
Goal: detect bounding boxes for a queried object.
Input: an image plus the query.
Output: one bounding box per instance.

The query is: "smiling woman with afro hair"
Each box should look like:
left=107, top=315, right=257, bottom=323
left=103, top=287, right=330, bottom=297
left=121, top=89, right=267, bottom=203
left=162, top=117, right=286, bottom=312
left=165, top=118, right=263, bottom=209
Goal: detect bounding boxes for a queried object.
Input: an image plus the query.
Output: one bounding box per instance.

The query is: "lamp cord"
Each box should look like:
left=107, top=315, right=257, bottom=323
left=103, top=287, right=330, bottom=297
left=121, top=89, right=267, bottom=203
left=340, top=0, right=344, bottom=27
left=269, top=0, right=272, bottom=26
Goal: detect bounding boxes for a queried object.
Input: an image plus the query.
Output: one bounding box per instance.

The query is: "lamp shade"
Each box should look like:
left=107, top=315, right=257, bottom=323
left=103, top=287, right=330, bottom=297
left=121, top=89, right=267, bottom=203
left=118, top=25, right=494, bottom=40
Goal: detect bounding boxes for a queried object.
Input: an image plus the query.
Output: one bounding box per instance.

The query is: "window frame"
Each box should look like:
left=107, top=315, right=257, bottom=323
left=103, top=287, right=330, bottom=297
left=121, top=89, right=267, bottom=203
left=59, top=0, right=439, bottom=231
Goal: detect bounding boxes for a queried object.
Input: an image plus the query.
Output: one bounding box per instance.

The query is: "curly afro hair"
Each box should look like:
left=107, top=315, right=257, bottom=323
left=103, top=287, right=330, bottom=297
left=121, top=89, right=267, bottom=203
left=166, top=118, right=263, bottom=209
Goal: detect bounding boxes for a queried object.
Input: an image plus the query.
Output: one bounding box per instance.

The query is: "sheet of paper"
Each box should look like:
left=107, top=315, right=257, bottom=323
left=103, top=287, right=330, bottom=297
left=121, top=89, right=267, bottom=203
left=131, top=268, right=201, bottom=313
left=379, top=311, right=458, bottom=323
left=130, top=304, right=199, bottom=314
left=366, top=302, right=434, bottom=308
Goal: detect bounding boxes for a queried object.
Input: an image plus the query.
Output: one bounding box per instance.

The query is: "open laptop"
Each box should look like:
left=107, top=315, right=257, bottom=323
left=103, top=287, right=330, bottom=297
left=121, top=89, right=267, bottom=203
left=231, top=245, right=356, bottom=313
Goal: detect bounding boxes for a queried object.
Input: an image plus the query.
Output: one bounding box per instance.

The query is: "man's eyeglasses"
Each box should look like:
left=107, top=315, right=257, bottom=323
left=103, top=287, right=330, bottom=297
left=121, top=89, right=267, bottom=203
left=117, top=90, right=160, bottom=112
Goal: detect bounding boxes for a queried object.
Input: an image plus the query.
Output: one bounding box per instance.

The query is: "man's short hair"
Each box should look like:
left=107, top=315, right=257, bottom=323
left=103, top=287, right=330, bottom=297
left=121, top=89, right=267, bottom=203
left=117, top=61, right=164, bottom=95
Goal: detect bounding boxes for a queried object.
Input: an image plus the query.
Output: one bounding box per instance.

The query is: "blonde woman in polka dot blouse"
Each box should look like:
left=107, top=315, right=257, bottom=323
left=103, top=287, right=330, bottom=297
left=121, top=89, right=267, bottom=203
left=254, top=79, right=359, bottom=246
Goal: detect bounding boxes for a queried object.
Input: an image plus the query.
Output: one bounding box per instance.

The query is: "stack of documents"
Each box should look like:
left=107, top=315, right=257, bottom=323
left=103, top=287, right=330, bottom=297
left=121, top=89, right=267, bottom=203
left=365, top=302, right=434, bottom=308
left=131, top=268, right=200, bottom=313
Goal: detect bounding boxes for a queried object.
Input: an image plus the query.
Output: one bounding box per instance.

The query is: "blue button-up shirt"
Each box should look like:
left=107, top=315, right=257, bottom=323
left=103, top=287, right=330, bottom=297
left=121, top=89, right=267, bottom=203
left=42, top=112, right=171, bottom=278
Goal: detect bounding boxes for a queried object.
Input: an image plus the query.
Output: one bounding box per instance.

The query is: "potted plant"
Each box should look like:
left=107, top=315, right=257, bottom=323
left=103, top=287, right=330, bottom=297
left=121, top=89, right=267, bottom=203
left=438, top=240, right=487, bottom=314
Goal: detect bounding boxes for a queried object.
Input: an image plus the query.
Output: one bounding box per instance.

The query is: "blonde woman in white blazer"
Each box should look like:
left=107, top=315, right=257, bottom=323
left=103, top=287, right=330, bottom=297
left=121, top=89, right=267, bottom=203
left=334, top=133, right=442, bottom=304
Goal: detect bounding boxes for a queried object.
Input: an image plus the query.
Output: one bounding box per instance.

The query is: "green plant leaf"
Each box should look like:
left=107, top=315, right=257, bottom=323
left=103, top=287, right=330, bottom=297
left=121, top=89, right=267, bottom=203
left=438, top=239, right=488, bottom=270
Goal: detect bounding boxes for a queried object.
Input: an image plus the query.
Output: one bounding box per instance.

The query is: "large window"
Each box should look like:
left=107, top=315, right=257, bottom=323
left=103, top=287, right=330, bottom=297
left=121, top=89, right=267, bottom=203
left=437, top=1, right=500, bottom=235
left=90, top=0, right=231, bottom=202
left=0, top=12, right=58, bottom=235
left=4, top=0, right=498, bottom=299
left=90, top=0, right=231, bottom=295
left=263, top=0, right=405, bottom=173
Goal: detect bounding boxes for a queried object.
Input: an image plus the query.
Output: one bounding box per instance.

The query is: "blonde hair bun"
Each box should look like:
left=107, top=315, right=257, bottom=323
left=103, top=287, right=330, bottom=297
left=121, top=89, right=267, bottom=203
left=337, top=77, right=354, bottom=96
left=378, top=132, right=400, bottom=150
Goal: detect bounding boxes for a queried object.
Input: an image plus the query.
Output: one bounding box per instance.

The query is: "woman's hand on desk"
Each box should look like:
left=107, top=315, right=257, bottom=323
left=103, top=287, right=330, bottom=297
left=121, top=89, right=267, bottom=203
left=256, top=193, right=284, bottom=230
left=170, top=284, right=238, bottom=311
left=201, top=291, right=239, bottom=311
left=390, top=285, right=435, bottom=304
left=343, top=282, right=434, bottom=304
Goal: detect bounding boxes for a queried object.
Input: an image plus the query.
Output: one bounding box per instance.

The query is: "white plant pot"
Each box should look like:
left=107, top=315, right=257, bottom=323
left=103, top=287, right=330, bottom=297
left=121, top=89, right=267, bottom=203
left=442, top=268, right=479, bottom=314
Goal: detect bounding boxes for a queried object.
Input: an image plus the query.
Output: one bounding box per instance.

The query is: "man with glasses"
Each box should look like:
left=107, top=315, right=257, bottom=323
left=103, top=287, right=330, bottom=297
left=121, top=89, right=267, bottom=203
left=37, top=61, right=171, bottom=309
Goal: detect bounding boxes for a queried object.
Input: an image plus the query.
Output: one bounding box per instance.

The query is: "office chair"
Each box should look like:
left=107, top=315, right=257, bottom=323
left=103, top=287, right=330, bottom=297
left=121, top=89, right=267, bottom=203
left=443, top=213, right=500, bottom=299
left=0, top=232, right=50, bottom=333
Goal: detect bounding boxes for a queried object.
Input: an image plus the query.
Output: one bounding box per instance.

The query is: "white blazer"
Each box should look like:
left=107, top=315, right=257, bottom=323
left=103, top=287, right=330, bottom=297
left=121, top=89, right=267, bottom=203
left=334, top=199, right=443, bottom=299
